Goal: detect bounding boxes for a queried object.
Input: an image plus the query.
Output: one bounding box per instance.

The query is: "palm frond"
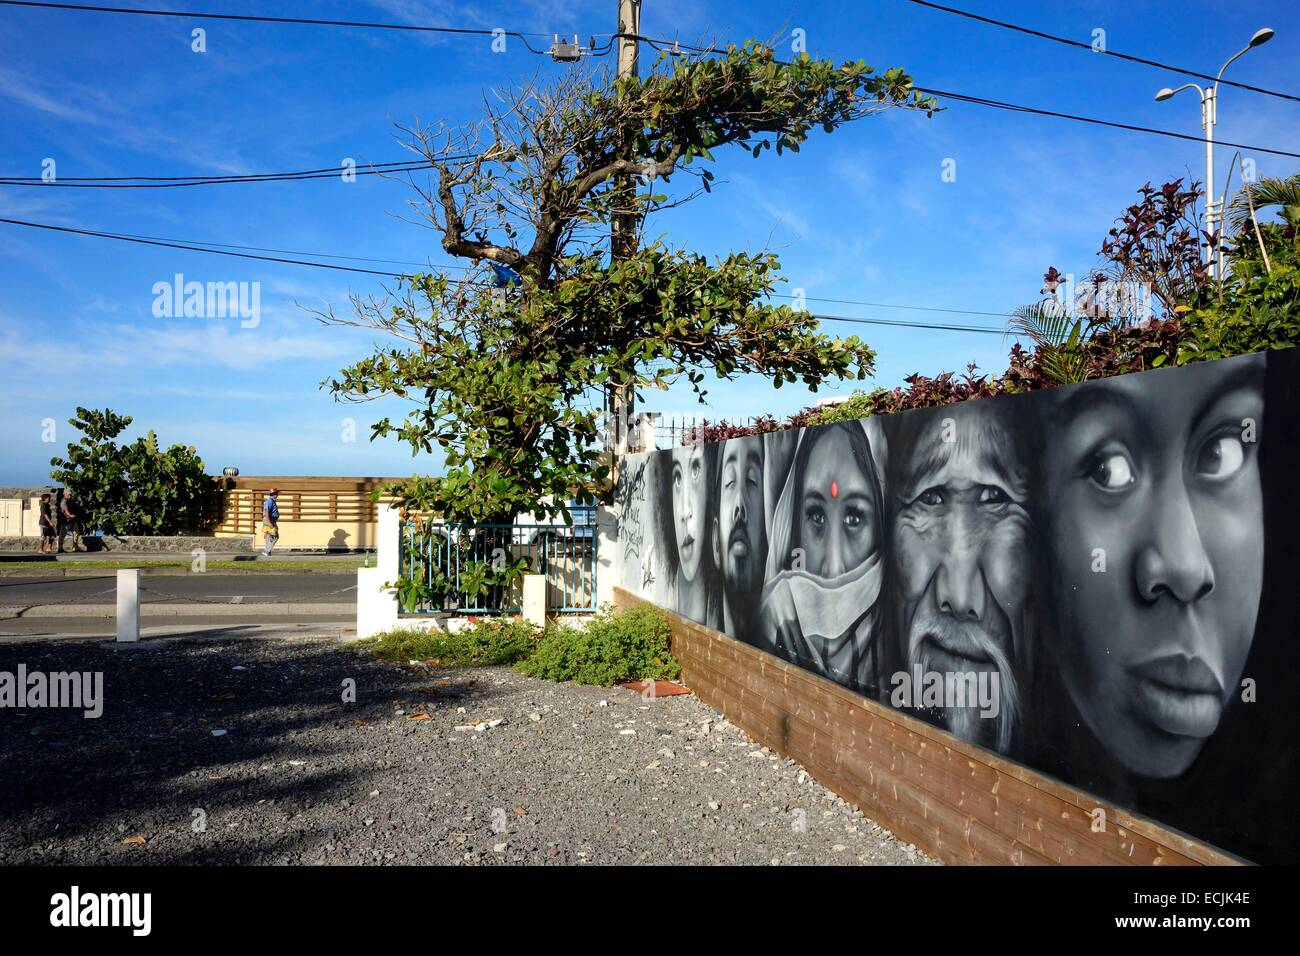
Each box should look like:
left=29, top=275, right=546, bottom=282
left=1227, top=174, right=1300, bottom=234
left=1007, top=299, right=1091, bottom=385
left=1007, top=299, right=1079, bottom=348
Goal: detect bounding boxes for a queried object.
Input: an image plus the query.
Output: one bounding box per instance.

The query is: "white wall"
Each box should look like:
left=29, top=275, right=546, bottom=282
left=0, top=499, right=22, bottom=537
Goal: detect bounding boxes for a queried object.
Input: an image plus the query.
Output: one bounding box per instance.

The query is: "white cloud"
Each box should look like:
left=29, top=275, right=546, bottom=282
left=0, top=316, right=360, bottom=373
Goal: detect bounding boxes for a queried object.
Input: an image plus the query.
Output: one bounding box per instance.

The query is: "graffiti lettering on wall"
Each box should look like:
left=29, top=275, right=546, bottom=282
left=620, top=349, right=1300, bottom=863
left=617, top=455, right=651, bottom=590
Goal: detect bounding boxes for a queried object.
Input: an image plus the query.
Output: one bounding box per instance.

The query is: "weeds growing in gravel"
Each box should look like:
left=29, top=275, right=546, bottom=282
left=516, top=604, right=679, bottom=686
left=361, top=605, right=679, bottom=687
left=361, top=617, right=542, bottom=666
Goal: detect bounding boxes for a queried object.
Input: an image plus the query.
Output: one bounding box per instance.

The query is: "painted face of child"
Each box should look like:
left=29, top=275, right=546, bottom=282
left=1044, top=354, right=1265, bottom=778
left=798, top=428, right=880, bottom=578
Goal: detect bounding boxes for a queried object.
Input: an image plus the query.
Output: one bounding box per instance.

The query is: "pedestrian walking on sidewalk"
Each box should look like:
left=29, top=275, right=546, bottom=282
left=37, top=493, right=58, bottom=554
left=58, top=491, right=86, bottom=553
left=261, top=488, right=281, bottom=557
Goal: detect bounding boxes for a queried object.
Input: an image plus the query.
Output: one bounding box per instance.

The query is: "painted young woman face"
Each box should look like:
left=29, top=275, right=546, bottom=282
left=797, top=428, right=880, bottom=578
left=1044, top=354, right=1265, bottom=779
left=672, top=444, right=709, bottom=583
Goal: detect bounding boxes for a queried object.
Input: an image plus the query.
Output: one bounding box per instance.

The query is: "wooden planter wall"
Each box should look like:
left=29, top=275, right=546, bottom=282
left=614, top=587, right=1241, bottom=867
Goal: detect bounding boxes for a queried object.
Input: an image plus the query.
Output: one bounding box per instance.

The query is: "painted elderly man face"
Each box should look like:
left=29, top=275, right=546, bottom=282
left=716, top=436, right=766, bottom=634
left=892, top=403, right=1032, bottom=752
left=1044, top=353, right=1265, bottom=779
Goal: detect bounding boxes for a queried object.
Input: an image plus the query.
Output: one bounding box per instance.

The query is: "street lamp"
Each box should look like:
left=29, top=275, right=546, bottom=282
left=1155, top=27, right=1274, bottom=280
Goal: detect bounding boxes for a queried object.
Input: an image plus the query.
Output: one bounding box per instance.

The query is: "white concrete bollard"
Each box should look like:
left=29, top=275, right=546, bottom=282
left=116, top=568, right=139, bottom=642
left=522, top=573, right=547, bottom=628
left=595, top=505, right=619, bottom=609
left=356, top=504, right=402, bottom=639
left=356, top=567, right=398, bottom=639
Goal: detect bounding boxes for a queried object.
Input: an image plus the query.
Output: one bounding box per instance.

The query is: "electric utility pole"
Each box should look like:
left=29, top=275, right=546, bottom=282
left=608, top=0, right=640, bottom=479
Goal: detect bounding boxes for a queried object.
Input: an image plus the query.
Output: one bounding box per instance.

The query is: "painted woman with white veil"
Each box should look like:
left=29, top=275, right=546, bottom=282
left=756, top=419, right=887, bottom=695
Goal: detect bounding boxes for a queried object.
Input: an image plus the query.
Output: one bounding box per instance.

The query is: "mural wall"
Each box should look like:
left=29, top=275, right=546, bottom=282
left=618, top=348, right=1300, bottom=864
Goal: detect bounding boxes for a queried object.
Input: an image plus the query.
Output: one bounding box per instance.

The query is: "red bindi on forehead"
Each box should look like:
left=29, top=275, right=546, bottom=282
left=830, top=480, right=838, bottom=499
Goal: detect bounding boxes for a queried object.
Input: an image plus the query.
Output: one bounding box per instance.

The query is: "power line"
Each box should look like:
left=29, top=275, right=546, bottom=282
left=0, top=164, right=435, bottom=189
left=813, top=313, right=1007, bottom=335
left=9, top=3, right=1292, bottom=165
left=0, top=216, right=411, bottom=277
left=0, top=153, right=486, bottom=188
left=636, top=34, right=1300, bottom=160
left=0, top=216, right=1015, bottom=335
left=81, top=233, right=444, bottom=270
left=10, top=16, right=1293, bottom=197
left=903, top=0, right=1300, bottom=105
left=0, top=0, right=560, bottom=53
left=0, top=154, right=483, bottom=185
left=814, top=313, right=1008, bottom=335
left=770, top=291, right=1007, bottom=318
left=0, top=158, right=443, bottom=184
left=914, top=86, right=1300, bottom=160
left=0, top=220, right=1012, bottom=317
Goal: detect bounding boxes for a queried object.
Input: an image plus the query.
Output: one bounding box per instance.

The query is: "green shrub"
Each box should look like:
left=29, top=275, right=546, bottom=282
left=517, top=604, right=680, bottom=686
left=805, top=387, right=889, bottom=425
left=361, top=616, right=542, bottom=666
left=1179, top=255, right=1300, bottom=363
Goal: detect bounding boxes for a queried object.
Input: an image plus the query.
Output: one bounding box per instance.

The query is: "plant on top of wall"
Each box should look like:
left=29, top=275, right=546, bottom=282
left=689, top=174, right=1297, bottom=438
left=1179, top=173, right=1300, bottom=363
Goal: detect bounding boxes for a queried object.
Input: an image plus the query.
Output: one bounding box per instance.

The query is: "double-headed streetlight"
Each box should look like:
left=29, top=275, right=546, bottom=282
left=1155, top=27, right=1274, bottom=280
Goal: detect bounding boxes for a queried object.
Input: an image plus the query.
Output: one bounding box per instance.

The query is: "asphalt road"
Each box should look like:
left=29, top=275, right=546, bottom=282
left=0, top=618, right=357, bottom=639
left=0, top=574, right=357, bottom=608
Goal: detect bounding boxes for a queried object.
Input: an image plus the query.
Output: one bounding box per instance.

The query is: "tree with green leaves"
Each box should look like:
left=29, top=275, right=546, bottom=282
left=321, top=42, right=935, bottom=529
left=49, top=407, right=213, bottom=535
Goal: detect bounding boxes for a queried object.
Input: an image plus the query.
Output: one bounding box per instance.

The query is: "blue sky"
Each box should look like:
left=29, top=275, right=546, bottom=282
left=2, top=0, right=1297, bottom=484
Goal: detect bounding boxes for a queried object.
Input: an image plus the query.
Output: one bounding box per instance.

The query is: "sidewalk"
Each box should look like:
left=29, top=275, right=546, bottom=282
left=3, top=602, right=357, bottom=618
left=0, top=550, right=369, bottom=564
left=0, top=551, right=368, bottom=576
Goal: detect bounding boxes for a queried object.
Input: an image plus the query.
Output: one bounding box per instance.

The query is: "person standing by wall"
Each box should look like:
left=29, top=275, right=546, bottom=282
left=261, top=487, right=281, bottom=557
left=58, top=490, right=86, bottom=553
left=37, top=493, right=58, bottom=554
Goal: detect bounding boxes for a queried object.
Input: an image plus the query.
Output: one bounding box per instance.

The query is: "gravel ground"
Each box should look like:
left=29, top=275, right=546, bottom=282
left=0, top=634, right=935, bottom=866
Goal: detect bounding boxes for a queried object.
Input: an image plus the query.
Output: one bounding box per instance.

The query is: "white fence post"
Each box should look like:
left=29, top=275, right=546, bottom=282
left=356, top=504, right=400, bottom=639
left=595, top=504, right=620, bottom=608
left=522, top=573, right=546, bottom=627
left=116, top=568, right=139, bottom=642
left=375, top=504, right=399, bottom=580
left=634, top=413, right=657, bottom=453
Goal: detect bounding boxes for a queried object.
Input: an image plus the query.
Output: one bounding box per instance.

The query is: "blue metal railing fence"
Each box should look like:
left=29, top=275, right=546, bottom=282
left=398, top=520, right=597, bottom=615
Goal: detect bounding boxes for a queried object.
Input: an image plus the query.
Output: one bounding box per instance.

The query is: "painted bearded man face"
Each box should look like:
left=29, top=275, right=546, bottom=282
left=891, top=403, right=1031, bottom=753
left=1043, top=353, right=1265, bottom=779
left=714, top=436, right=766, bottom=638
